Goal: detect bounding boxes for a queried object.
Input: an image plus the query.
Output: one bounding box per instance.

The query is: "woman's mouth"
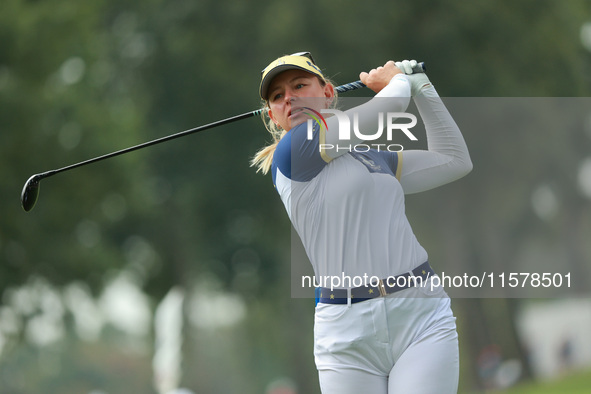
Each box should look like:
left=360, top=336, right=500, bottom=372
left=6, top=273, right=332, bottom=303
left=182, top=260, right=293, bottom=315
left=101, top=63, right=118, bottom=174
left=289, top=107, right=305, bottom=118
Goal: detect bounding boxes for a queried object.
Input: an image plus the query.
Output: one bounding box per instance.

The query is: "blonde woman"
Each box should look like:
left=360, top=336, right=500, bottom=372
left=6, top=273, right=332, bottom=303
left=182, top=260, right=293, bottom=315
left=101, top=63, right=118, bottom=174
left=252, top=52, right=472, bottom=394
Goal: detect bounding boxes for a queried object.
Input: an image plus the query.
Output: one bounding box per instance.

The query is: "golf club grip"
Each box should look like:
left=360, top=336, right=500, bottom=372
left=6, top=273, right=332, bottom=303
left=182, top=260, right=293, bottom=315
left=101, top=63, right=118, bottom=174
left=336, top=61, right=426, bottom=93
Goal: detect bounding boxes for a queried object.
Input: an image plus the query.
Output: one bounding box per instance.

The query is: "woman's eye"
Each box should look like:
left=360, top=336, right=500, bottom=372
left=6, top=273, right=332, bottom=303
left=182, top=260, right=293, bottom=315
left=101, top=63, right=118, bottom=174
left=295, top=83, right=305, bottom=89
left=272, top=93, right=283, bottom=101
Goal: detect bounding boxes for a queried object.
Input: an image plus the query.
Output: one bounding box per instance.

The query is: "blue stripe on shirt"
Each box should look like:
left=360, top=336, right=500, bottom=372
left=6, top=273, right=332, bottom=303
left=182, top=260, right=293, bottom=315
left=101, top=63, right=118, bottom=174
left=272, top=122, right=327, bottom=187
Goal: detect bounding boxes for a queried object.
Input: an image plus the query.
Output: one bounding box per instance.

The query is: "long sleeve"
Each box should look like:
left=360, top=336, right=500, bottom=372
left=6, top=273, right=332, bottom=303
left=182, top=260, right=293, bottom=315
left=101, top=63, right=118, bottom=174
left=398, top=85, right=472, bottom=194
left=322, top=74, right=411, bottom=162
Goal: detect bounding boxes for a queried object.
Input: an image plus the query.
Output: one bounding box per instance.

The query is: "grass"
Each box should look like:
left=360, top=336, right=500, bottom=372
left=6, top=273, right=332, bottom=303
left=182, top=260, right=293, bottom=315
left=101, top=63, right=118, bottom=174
left=495, top=369, right=591, bottom=394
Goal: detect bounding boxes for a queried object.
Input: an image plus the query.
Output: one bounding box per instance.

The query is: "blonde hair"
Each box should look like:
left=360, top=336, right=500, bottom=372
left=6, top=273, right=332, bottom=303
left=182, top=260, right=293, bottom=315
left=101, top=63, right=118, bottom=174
left=250, top=77, right=337, bottom=175
left=250, top=107, right=286, bottom=174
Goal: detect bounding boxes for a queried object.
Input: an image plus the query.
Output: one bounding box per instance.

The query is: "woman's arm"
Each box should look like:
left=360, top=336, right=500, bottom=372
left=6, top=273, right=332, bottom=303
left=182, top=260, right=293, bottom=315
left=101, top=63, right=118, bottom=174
left=321, top=62, right=411, bottom=162
left=398, top=81, right=473, bottom=194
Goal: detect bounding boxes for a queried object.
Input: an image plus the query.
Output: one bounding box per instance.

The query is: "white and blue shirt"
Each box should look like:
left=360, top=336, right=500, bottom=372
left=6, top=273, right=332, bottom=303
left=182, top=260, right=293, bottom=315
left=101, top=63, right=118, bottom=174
left=271, top=75, right=472, bottom=285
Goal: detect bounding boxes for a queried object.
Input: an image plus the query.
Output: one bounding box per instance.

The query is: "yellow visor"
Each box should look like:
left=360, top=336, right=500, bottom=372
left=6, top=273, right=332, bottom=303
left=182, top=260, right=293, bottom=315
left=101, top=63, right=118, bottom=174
left=259, top=52, right=325, bottom=100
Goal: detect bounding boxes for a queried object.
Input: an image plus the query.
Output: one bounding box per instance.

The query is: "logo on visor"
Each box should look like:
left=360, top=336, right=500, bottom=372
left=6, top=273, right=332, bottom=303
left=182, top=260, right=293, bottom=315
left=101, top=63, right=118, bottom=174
left=306, top=61, right=322, bottom=74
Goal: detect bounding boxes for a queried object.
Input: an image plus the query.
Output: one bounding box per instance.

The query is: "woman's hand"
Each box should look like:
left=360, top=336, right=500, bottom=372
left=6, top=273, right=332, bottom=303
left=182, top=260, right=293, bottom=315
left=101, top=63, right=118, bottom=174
left=359, top=61, right=403, bottom=93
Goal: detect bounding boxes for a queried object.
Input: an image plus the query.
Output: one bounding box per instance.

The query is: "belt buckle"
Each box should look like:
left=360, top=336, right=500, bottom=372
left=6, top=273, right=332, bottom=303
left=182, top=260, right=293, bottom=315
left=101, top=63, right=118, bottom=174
left=378, top=279, right=387, bottom=297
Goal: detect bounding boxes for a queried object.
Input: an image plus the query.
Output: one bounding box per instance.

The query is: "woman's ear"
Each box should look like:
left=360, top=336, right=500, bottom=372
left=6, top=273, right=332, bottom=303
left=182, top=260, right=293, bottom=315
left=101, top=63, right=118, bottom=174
left=324, top=83, right=335, bottom=107
left=268, top=108, right=280, bottom=127
left=324, top=83, right=335, bottom=99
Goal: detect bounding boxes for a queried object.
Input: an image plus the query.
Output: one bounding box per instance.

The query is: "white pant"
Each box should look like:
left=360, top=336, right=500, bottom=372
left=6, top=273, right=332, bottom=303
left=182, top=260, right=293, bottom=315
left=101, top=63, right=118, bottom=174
left=314, top=279, right=459, bottom=393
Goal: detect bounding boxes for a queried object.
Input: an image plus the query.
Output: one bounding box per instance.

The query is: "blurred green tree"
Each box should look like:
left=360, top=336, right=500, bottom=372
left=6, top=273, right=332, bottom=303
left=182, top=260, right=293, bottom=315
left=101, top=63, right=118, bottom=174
left=1, top=0, right=590, bottom=392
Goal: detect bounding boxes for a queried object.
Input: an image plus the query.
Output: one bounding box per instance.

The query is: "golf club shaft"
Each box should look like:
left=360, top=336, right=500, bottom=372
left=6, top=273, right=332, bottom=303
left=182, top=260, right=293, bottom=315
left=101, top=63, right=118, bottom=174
left=33, top=108, right=265, bottom=182
left=21, top=80, right=366, bottom=211
left=31, top=63, right=426, bottom=181
left=22, top=62, right=427, bottom=211
left=32, top=81, right=361, bottom=183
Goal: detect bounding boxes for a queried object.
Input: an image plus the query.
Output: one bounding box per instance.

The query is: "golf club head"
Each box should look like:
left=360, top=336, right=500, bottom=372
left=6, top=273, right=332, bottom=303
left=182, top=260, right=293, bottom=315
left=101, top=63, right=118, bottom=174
left=21, top=174, right=41, bottom=212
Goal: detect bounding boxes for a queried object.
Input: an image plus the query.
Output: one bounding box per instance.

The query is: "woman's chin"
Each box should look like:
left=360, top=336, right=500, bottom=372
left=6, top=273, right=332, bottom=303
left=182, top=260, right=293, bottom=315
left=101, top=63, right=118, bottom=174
left=288, top=115, right=307, bottom=129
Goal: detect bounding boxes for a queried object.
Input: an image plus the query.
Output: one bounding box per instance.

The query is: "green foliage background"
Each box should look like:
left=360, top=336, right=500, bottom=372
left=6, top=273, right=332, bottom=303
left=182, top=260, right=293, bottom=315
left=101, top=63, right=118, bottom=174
left=1, top=0, right=590, bottom=393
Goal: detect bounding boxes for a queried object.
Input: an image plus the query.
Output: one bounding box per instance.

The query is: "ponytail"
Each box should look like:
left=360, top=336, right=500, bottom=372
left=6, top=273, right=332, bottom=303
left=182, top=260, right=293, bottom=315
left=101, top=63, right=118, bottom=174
left=250, top=106, right=285, bottom=174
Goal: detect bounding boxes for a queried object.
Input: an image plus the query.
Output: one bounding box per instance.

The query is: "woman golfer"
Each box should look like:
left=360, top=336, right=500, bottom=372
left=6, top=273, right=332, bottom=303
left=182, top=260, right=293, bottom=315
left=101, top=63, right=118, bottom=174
left=252, top=52, right=472, bottom=394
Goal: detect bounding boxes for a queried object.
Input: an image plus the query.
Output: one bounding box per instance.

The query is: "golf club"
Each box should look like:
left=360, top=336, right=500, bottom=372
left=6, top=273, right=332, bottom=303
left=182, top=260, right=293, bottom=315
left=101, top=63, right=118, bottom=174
left=21, top=62, right=425, bottom=212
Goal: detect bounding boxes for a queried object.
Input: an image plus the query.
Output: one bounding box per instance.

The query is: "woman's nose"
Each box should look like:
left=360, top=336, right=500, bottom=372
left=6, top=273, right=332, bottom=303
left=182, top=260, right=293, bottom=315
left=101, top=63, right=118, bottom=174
left=283, top=88, right=297, bottom=102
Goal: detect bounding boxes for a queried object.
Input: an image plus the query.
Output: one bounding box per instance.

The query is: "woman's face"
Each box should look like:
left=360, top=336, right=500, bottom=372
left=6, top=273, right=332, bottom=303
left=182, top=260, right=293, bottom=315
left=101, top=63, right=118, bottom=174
left=267, top=69, right=334, bottom=131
